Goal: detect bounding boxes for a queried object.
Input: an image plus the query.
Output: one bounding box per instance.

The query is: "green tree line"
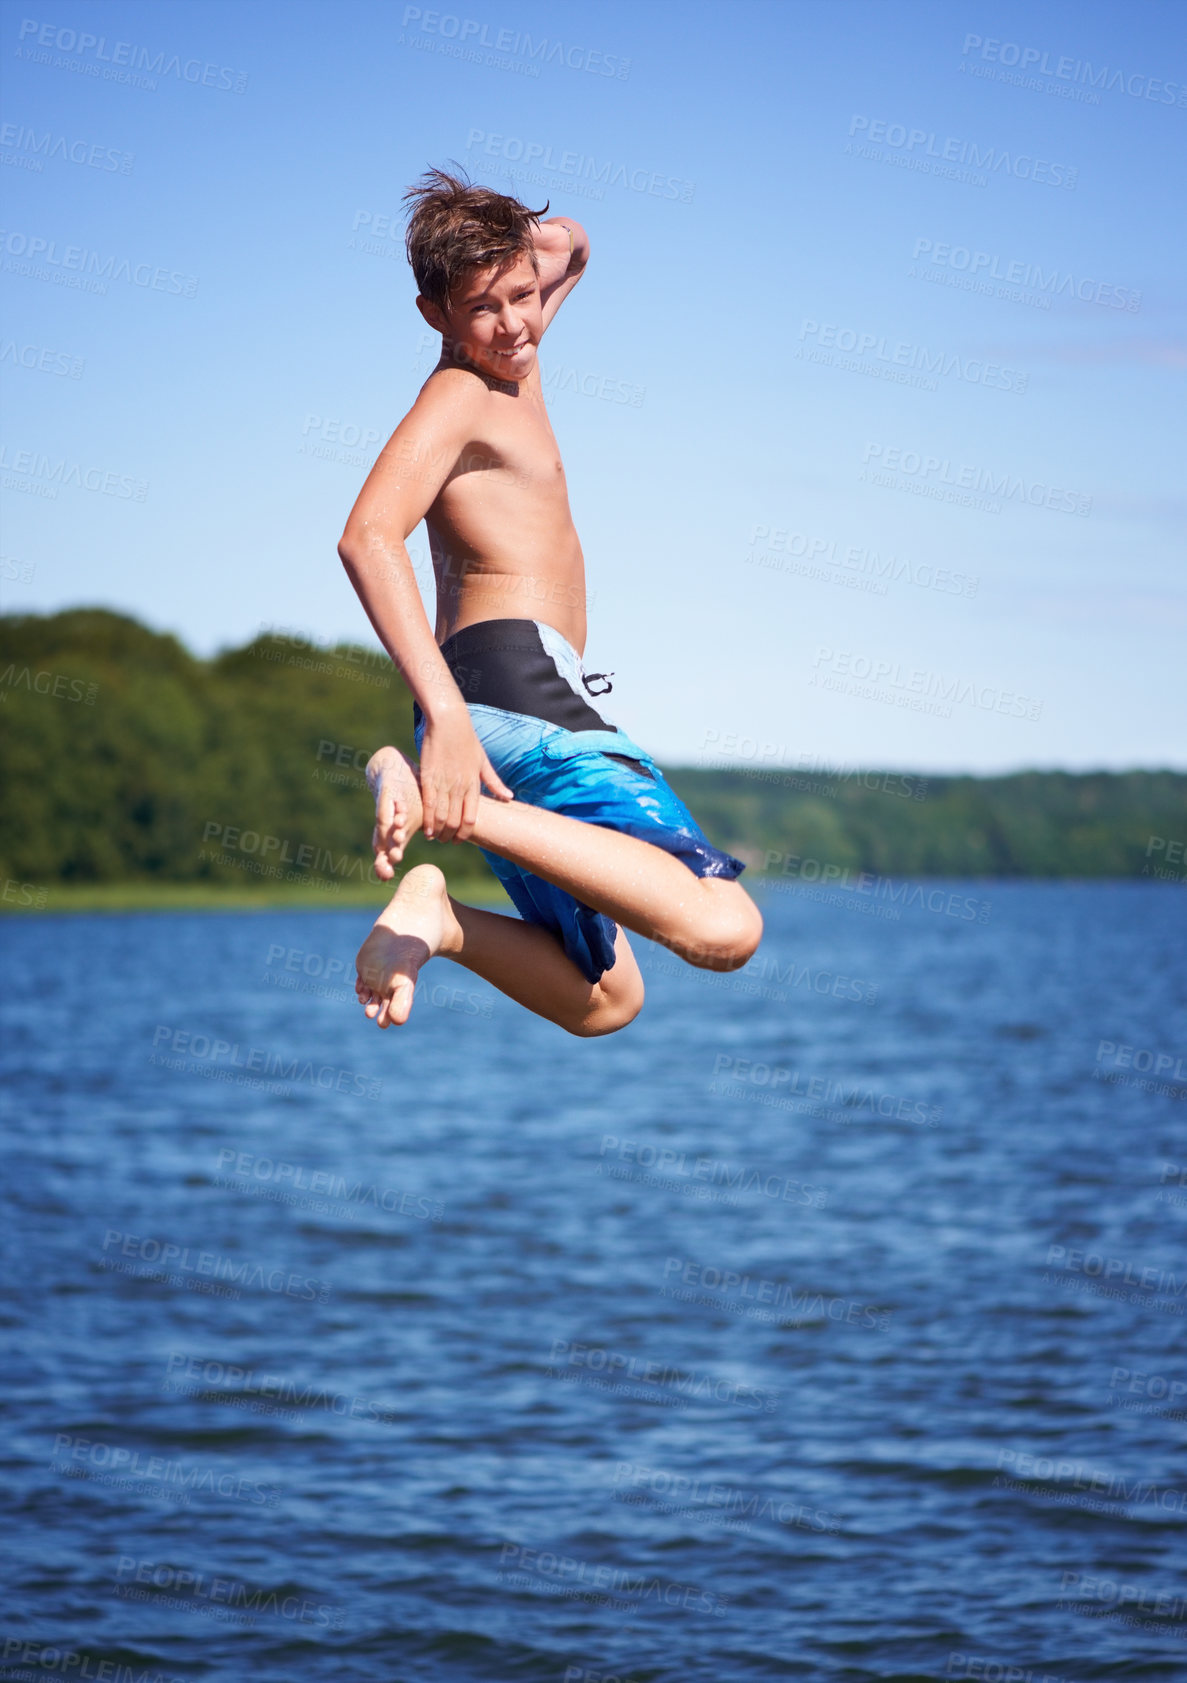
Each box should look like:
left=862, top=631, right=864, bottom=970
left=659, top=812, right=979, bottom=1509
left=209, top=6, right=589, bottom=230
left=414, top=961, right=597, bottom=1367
left=1, top=609, right=1183, bottom=890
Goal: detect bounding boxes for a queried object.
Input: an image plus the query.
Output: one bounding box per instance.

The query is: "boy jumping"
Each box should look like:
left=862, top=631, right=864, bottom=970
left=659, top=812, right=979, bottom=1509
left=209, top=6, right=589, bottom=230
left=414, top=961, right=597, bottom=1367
left=339, top=169, right=762, bottom=1036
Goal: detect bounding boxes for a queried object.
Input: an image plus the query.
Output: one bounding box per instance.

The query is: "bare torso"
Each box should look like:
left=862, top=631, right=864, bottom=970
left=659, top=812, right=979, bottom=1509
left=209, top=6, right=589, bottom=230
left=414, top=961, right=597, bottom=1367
left=423, top=360, right=587, bottom=654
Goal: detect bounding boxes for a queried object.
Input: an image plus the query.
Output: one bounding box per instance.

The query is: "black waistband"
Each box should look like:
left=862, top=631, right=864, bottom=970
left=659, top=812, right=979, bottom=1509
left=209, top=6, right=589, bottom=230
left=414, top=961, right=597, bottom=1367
left=413, top=619, right=611, bottom=733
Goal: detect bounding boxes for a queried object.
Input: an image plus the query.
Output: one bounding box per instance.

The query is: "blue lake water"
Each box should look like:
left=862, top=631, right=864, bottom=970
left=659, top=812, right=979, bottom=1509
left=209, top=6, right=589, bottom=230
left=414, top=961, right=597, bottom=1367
left=1, top=882, right=1185, bottom=1681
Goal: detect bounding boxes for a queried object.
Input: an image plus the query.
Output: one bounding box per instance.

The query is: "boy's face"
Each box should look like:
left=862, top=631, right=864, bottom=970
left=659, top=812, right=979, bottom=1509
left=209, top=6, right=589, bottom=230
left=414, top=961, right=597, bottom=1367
left=421, top=252, right=542, bottom=381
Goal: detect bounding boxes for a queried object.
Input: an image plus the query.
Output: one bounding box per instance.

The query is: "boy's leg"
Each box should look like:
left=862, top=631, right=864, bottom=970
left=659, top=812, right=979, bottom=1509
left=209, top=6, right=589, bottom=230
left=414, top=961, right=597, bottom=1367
left=356, top=863, right=644, bottom=1036
left=370, top=748, right=762, bottom=972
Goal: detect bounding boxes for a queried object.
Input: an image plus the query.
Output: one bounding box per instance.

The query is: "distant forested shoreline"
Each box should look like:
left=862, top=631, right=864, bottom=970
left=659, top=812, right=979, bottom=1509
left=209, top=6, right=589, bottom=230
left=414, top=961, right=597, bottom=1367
left=1, top=609, right=1183, bottom=897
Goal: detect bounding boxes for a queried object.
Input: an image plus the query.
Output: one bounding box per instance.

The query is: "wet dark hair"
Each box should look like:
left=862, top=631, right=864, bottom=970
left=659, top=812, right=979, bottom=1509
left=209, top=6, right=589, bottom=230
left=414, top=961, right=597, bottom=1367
left=403, top=165, right=548, bottom=310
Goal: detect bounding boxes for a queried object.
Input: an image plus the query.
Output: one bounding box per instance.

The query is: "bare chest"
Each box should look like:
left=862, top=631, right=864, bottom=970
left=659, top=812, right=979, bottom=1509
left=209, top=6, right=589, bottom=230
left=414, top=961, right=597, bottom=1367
left=483, top=385, right=566, bottom=489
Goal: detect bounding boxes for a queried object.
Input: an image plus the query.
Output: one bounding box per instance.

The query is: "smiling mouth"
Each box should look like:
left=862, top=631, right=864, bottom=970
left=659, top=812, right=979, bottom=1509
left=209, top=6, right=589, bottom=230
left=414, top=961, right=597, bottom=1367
left=495, top=343, right=530, bottom=357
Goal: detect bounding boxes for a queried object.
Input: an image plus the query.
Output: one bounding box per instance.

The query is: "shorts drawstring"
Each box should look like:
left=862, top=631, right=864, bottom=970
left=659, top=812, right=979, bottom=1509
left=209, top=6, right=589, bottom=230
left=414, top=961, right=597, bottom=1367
left=582, top=671, right=614, bottom=696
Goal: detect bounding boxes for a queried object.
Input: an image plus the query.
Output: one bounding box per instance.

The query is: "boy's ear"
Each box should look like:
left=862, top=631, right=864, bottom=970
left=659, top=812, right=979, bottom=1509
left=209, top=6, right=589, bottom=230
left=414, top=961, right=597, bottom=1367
left=416, top=295, right=448, bottom=335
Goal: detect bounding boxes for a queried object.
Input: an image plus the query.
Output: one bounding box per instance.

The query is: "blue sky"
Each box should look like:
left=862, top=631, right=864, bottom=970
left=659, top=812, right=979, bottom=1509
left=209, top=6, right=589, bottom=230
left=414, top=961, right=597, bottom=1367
left=2, top=0, right=1183, bottom=771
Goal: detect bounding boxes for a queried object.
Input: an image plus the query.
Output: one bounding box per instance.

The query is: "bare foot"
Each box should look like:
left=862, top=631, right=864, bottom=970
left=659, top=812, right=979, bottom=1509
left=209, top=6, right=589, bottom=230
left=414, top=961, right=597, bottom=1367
left=367, top=747, right=424, bottom=880
left=355, top=863, right=462, bottom=1028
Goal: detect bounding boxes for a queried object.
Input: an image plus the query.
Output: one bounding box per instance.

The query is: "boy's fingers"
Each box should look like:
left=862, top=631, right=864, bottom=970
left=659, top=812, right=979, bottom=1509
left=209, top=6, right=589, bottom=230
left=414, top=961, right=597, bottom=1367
left=458, top=783, right=479, bottom=839
left=434, top=776, right=463, bottom=843
left=429, top=783, right=452, bottom=843
left=481, top=757, right=514, bottom=801
left=420, top=778, right=439, bottom=838
left=372, top=828, right=394, bottom=879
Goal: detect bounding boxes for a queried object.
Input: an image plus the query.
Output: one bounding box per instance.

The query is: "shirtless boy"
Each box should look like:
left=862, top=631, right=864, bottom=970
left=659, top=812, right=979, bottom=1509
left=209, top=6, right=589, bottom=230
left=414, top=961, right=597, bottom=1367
left=339, top=169, right=762, bottom=1036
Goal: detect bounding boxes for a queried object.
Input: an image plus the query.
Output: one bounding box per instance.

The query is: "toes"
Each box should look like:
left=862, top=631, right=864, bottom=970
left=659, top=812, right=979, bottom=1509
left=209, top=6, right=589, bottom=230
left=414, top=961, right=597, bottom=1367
left=376, top=976, right=414, bottom=1029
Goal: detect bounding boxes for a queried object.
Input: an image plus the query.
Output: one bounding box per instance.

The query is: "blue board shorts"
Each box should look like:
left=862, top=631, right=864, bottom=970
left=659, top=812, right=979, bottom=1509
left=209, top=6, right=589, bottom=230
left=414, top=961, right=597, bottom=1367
left=413, top=618, right=745, bottom=984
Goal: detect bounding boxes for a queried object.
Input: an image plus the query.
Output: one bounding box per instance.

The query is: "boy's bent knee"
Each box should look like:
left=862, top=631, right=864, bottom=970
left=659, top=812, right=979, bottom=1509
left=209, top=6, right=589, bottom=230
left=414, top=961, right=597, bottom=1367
left=568, top=975, right=644, bottom=1037
left=664, top=892, right=763, bottom=973
left=725, top=898, right=764, bottom=967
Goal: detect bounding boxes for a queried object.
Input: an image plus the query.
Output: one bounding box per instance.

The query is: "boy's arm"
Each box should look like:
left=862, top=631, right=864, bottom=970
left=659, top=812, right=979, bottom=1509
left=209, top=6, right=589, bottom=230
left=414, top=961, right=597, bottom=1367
left=337, top=380, right=514, bottom=845
left=534, top=216, right=589, bottom=331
